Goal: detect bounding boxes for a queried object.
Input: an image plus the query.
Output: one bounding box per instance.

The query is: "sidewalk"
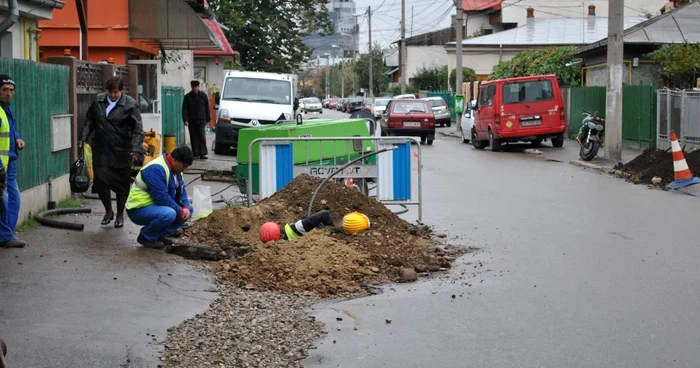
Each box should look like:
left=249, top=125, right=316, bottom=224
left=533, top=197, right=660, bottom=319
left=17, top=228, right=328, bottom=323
left=439, top=127, right=642, bottom=173
left=0, top=137, right=244, bottom=367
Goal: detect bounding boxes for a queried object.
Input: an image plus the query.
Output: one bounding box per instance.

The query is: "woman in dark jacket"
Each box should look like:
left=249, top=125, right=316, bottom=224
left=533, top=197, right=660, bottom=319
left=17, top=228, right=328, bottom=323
left=80, top=77, right=144, bottom=228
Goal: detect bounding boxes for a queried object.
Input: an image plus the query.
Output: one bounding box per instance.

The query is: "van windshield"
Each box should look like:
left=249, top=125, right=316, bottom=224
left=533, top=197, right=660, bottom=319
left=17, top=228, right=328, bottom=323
left=502, top=80, right=554, bottom=104
left=222, top=77, right=292, bottom=105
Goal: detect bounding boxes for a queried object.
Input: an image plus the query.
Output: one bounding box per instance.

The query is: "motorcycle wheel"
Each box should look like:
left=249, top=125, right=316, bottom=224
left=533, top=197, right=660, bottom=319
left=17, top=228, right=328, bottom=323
left=579, top=140, right=600, bottom=161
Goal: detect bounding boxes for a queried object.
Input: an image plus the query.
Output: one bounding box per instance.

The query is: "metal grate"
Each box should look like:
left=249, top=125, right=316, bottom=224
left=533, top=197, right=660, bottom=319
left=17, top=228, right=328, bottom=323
left=117, top=66, right=131, bottom=96
left=76, top=61, right=103, bottom=93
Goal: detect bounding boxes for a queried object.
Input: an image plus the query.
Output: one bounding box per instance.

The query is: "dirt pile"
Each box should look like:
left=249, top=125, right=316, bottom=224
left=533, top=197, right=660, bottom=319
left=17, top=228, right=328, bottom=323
left=182, top=175, right=465, bottom=295
left=614, top=148, right=700, bottom=186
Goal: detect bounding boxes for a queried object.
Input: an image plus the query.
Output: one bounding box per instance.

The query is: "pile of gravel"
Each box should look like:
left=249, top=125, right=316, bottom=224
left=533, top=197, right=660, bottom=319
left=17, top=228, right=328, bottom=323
left=161, top=283, right=324, bottom=367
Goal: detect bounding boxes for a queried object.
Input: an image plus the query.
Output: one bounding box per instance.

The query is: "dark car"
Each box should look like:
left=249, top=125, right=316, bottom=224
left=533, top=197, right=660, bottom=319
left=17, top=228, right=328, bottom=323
left=347, top=97, right=364, bottom=113
left=380, top=99, right=436, bottom=145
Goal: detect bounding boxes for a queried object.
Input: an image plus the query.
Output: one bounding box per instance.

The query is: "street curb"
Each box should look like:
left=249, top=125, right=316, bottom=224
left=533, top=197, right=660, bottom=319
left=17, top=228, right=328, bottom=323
left=569, top=160, right=616, bottom=174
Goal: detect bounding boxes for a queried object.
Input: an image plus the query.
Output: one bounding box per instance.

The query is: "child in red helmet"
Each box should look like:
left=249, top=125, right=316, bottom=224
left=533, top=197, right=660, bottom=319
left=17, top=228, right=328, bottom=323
left=259, top=210, right=334, bottom=243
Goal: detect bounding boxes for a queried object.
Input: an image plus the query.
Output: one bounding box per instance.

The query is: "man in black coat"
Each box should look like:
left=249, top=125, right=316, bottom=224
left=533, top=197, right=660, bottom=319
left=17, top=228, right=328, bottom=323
left=182, top=80, right=210, bottom=159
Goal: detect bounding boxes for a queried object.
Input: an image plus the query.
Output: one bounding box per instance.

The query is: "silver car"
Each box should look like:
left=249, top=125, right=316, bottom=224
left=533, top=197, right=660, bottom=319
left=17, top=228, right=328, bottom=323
left=422, top=96, right=451, bottom=127
left=302, top=97, right=323, bottom=114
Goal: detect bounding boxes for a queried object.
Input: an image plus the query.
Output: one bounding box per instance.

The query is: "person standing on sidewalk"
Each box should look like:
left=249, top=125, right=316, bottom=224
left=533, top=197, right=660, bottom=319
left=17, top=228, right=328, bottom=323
left=0, top=75, right=26, bottom=249
left=182, top=80, right=210, bottom=160
left=125, top=146, right=194, bottom=249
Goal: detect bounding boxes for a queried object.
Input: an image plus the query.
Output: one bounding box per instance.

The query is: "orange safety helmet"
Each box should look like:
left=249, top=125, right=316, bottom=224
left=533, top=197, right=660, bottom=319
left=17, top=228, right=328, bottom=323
left=259, top=222, right=282, bottom=243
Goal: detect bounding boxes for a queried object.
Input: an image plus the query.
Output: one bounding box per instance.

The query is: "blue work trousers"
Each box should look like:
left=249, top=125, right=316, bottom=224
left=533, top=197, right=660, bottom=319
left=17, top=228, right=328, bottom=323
left=0, top=160, right=20, bottom=243
left=126, top=204, right=192, bottom=242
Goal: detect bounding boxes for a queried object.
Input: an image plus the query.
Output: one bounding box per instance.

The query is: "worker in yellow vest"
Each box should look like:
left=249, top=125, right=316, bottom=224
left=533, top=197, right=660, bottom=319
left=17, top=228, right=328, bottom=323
left=125, top=146, right=194, bottom=249
left=0, top=75, right=26, bottom=249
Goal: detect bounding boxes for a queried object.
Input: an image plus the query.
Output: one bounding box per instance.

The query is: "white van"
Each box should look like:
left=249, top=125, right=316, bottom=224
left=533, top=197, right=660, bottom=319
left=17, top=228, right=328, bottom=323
left=214, top=71, right=299, bottom=154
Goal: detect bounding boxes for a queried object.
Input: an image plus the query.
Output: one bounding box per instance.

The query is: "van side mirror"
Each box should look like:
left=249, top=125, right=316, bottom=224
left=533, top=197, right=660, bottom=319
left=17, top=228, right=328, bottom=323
left=214, top=92, right=220, bottom=109
left=471, top=101, right=478, bottom=110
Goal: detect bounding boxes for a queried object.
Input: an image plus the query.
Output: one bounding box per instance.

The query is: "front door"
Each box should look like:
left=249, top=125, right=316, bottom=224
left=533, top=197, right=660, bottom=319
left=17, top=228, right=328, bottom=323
left=129, top=60, right=162, bottom=138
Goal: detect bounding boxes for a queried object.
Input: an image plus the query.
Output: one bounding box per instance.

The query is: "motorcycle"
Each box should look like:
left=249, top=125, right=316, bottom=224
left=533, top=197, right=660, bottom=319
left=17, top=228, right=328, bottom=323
left=576, top=109, right=605, bottom=161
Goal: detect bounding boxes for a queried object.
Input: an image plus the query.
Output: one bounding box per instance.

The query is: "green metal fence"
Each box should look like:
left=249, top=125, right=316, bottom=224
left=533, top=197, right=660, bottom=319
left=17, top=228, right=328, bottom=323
left=162, top=86, right=185, bottom=145
left=622, top=85, right=656, bottom=149
left=0, top=58, right=70, bottom=191
left=427, top=91, right=457, bottom=122
left=568, top=85, right=657, bottom=149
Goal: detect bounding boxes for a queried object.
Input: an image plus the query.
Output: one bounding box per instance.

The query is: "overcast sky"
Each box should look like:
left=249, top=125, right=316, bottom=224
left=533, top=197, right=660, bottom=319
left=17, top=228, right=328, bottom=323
left=352, top=0, right=457, bottom=52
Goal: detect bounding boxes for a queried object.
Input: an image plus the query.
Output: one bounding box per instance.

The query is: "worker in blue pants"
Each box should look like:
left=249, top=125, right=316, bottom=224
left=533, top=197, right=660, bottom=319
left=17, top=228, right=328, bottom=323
left=126, top=145, right=194, bottom=249
left=0, top=75, right=26, bottom=249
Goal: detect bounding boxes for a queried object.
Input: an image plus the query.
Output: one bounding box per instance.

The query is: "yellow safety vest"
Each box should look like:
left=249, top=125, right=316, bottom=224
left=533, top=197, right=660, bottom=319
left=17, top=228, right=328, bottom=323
left=125, top=155, right=183, bottom=210
left=284, top=223, right=299, bottom=241
left=0, top=107, right=11, bottom=169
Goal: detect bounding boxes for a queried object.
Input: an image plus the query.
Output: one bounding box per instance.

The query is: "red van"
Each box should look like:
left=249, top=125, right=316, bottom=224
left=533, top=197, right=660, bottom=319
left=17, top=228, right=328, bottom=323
left=470, top=75, right=566, bottom=151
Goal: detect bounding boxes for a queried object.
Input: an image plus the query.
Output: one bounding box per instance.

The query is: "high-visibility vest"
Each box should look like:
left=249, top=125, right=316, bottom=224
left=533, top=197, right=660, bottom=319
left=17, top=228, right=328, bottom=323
left=125, top=155, right=183, bottom=210
left=284, top=223, right=299, bottom=240
left=0, top=107, right=11, bottom=169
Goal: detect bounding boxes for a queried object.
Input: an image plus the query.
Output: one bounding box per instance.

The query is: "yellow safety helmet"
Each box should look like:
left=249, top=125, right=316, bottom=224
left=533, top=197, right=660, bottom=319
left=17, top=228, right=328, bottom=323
left=342, top=212, right=370, bottom=235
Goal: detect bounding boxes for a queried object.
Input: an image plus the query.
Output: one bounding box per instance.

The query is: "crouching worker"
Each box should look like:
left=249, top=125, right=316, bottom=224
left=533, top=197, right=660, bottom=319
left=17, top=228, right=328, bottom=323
left=259, top=210, right=335, bottom=243
left=126, top=146, right=194, bottom=249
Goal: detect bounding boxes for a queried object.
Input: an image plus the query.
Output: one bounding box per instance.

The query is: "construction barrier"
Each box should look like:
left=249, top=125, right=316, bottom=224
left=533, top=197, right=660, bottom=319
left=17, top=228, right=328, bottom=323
left=247, top=137, right=423, bottom=221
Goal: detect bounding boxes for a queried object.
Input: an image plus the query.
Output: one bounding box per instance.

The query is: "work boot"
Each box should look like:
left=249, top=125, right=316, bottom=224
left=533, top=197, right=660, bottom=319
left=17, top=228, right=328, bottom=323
left=200, top=155, right=208, bottom=160
left=170, top=229, right=184, bottom=238
left=0, top=239, right=26, bottom=248
left=137, top=234, right=166, bottom=250
left=159, top=236, right=174, bottom=246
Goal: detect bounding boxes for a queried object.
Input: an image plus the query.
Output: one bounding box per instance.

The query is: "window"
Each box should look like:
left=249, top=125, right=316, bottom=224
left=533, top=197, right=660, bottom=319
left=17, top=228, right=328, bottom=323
left=427, top=99, right=446, bottom=108
left=194, top=66, right=206, bottom=82
left=222, top=77, right=292, bottom=105
left=479, top=85, right=496, bottom=107
left=392, top=101, right=430, bottom=113
left=502, top=80, right=554, bottom=104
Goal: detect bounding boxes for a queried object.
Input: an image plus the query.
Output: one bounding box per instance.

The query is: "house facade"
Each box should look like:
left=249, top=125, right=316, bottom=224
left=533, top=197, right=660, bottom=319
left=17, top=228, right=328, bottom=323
left=572, top=1, right=700, bottom=87
left=0, top=0, right=64, bottom=60
left=445, top=7, right=646, bottom=81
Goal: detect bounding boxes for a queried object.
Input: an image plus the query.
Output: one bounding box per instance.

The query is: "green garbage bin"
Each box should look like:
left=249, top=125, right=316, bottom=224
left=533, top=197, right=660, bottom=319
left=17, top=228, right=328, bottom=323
left=454, top=94, right=465, bottom=115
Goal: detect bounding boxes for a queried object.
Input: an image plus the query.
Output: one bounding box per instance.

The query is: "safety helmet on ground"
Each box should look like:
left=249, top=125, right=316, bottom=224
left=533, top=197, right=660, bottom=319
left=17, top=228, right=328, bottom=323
left=259, top=222, right=282, bottom=243
left=342, top=212, right=370, bottom=235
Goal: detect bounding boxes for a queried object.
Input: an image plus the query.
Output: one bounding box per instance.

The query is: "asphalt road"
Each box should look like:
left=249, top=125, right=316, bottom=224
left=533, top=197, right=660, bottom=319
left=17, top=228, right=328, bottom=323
left=303, top=119, right=700, bottom=367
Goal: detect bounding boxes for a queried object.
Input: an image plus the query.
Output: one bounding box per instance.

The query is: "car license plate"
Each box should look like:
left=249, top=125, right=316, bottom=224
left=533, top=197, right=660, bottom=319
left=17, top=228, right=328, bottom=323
left=521, top=120, right=541, bottom=127
left=404, top=121, right=421, bottom=127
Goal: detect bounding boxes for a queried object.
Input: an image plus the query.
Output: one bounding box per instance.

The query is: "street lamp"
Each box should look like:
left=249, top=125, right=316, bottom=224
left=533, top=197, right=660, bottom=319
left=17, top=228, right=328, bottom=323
left=324, top=52, right=331, bottom=99
left=331, top=44, right=345, bottom=98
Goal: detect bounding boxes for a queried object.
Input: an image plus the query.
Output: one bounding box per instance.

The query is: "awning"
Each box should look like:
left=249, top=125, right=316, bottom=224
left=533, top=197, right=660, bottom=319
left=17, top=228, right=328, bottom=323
left=384, top=67, right=399, bottom=76
left=129, top=0, right=223, bottom=50
left=462, top=0, right=502, bottom=12
left=193, top=19, right=235, bottom=56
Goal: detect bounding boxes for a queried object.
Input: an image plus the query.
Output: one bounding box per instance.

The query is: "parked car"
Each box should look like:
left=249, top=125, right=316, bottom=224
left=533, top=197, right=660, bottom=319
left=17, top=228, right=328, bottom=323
left=363, top=98, right=374, bottom=113
left=460, top=100, right=477, bottom=143
left=422, top=96, right=451, bottom=127
left=342, top=98, right=353, bottom=112
left=302, top=97, right=323, bottom=113
left=322, top=98, right=330, bottom=108
left=471, top=74, right=566, bottom=151
left=372, top=97, right=391, bottom=118
left=347, top=97, right=364, bottom=113
left=380, top=99, right=436, bottom=145
left=336, top=98, right=345, bottom=111
left=329, top=98, right=338, bottom=109
left=392, top=93, right=417, bottom=100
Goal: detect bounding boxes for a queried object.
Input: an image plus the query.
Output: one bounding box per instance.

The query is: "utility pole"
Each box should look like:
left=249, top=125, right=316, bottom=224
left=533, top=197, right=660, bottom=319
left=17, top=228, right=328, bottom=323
left=411, top=6, right=414, bottom=37
left=341, top=48, right=345, bottom=99
left=325, top=55, right=330, bottom=99
left=605, top=0, right=624, bottom=161
left=400, top=0, right=407, bottom=94
left=368, top=6, right=373, bottom=97
left=455, top=1, right=464, bottom=96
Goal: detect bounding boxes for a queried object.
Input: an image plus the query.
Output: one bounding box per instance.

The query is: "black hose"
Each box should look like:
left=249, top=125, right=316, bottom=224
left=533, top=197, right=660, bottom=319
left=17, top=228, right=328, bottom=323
left=308, top=146, right=398, bottom=217
left=35, top=207, right=92, bottom=231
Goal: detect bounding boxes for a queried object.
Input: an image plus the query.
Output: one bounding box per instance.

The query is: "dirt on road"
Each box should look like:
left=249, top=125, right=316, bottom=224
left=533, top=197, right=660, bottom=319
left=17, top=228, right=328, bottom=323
left=614, top=148, right=700, bottom=186
left=181, top=175, right=466, bottom=295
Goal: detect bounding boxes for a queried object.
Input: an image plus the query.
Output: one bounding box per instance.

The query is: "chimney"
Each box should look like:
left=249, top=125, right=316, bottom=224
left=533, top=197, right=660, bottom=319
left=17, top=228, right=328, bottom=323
left=588, top=5, right=596, bottom=16
left=526, top=7, right=534, bottom=18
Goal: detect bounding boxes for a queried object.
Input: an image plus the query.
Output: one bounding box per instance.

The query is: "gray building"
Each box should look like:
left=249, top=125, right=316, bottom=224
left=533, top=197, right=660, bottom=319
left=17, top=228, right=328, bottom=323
left=572, top=1, right=700, bottom=88
left=304, top=0, right=359, bottom=60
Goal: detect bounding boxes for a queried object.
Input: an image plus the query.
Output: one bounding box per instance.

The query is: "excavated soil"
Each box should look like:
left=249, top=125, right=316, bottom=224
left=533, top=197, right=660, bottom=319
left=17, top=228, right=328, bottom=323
left=181, top=175, right=466, bottom=295
left=614, top=148, right=700, bottom=186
